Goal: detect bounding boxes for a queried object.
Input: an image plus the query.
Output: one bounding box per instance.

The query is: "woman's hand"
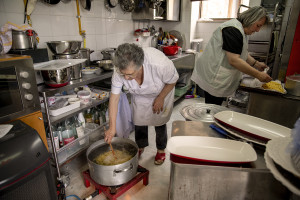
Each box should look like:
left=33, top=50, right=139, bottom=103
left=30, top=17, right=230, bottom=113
left=153, top=96, right=164, bottom=114
left=257, top=71, right=272, bottom=83
left=105, top=128, right=116, bottom=144
left=255, top=61, right=268, bottom=71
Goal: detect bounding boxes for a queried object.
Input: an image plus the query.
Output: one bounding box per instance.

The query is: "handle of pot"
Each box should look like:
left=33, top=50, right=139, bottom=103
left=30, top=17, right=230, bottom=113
left=113, top=163, right=133, bottom=176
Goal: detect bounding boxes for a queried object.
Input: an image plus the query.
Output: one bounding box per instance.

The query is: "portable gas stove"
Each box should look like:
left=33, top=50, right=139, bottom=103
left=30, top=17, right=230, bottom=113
left=82, top=165, right=149, bottom=200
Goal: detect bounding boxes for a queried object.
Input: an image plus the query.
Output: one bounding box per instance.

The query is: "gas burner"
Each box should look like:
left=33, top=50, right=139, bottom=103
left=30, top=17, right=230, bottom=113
left=82, top=165, right=149, bottom=200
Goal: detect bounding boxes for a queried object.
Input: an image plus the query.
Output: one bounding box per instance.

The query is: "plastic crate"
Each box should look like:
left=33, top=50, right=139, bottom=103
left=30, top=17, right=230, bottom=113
left=175, top=83, right=191, bottom=97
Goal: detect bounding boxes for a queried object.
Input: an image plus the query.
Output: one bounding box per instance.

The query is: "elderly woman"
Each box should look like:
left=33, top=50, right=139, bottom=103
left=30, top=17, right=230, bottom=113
left=191, top=6, right=272, bottom=105
left=105, top=43, right=179, bottom=165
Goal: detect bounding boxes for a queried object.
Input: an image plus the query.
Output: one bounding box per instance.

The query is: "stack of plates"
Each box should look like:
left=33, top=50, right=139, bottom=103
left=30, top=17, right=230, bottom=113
left=213, top=111, right=291, bottom=146
left=167, top=136, right=257, bottom=165
left=265, top=137, right=300, bottom=195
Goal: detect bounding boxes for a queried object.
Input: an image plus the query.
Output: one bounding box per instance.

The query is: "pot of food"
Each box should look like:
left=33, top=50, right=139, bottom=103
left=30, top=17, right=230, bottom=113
left=285, top=74, right=300, bottom=96
left=86, top=137, right=138, bottom=186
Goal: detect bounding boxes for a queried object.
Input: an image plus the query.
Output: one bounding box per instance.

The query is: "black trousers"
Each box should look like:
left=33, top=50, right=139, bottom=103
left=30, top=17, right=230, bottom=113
left=195, top=84, right=224, bottom=105
left=134, top=124, right=167, bottom=150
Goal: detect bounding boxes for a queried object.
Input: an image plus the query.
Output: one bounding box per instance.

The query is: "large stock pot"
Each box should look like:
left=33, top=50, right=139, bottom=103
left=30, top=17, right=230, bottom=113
left=86, top=137, right=138, bottom=186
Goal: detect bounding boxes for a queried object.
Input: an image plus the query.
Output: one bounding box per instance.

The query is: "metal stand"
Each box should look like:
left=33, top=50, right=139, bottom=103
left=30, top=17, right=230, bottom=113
left=82, top=165, right=149, bottom=200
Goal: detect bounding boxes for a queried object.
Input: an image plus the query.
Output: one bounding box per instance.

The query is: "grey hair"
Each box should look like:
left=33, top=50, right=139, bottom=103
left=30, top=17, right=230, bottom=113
left=113, top=43, right=144, bottom=71
left=237, top=6, right=269, bottom=28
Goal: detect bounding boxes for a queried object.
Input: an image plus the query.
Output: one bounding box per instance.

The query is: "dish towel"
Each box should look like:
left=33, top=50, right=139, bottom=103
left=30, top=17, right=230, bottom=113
left=116, top=92, right=134, bottom=138
left=0, top=22, right=34, bottom=54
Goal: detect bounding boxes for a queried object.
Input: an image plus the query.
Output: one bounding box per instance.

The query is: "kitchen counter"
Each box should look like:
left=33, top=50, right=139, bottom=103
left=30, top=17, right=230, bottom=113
left=238, top=86, right=300, bottom=129
left=168, top=52, right=195, bottom=70
left=168, top=120, right=292, bottom=200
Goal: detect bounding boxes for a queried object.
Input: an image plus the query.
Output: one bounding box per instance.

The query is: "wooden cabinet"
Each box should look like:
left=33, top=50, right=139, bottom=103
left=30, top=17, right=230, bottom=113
left=16, top=111, right=48, bottom=151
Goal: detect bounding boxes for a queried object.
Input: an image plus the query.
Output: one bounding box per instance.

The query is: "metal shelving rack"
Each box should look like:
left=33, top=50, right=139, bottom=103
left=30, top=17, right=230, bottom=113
left=38, top=71, right=113, bottom=180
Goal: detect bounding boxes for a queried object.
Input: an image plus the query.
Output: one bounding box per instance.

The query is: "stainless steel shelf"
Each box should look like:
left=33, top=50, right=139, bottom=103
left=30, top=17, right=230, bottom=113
left=38, top=71, right=113, bottom=96
left=42, top=97, right=109, bottom=125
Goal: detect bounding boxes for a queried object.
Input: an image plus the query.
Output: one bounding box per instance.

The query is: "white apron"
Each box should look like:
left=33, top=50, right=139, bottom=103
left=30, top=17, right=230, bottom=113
left=111, top=47, right=179, bottom=126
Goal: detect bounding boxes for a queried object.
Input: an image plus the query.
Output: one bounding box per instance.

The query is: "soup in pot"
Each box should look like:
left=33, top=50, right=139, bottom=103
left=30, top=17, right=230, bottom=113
left=94, top=150, right=133, bottom=166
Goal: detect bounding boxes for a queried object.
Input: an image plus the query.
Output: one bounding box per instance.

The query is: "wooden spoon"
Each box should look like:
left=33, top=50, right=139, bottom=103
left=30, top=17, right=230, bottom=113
left=104, top=126, right=117, bottom=160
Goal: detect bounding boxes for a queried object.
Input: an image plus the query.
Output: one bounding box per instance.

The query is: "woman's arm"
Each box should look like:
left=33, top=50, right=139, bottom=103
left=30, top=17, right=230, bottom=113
left=246, top=53, right=268, bottom=71
left=226, top=51, right=272, bottom=82
left=104, top=93, right=120, bottom=143
left=153, top=83, right=176, bottom=114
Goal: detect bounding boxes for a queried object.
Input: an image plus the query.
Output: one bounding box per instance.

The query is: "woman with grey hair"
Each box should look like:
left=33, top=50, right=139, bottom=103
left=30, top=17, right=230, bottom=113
left=191, top=6, right=272, bottom=105
left=105, top=43, right=179, bottom=165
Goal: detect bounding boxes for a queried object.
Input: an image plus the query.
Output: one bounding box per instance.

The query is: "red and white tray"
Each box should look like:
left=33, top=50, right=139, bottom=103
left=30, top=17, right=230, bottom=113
left=167, top=136, right=257, bottom=164
left=214, top=111, right=291, bottom=141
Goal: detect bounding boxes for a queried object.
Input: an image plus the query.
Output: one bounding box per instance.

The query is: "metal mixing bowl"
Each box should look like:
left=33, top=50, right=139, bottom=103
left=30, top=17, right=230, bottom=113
left=97, top=60, right=114, bottom=71
left=46, top=41, right=82, bottom=55
left=41, top=67, right=72, bottom=87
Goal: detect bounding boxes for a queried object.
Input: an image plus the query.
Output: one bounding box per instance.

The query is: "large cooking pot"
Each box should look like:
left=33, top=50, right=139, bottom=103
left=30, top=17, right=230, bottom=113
left=285, top=74, right=300, bottom=96
left=86, top=137, right=138, bottom=186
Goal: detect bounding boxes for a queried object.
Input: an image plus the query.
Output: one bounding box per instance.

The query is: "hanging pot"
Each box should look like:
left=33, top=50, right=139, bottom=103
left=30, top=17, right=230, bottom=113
left=119, top=0, right=135, bottom=12
left=86, top=138, right=138, bottom=186
left=80, top=0, right=91, bottom=11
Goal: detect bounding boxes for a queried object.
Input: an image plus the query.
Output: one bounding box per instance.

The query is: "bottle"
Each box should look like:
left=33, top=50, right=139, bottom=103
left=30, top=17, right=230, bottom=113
left=78, top=112, right=86, bottom=128
left=93, top=108, right=100, bottom=125
left=62, top=118, right=76, bottom=145
left=84, top=109, right=94, bottom=123
left=54, top=122, right=64, bottom=148
left=46, top=125, right=59, bottom=153
left=65, top=117, right=78, bottom=138
left=74, top=115, right=86, bottom=145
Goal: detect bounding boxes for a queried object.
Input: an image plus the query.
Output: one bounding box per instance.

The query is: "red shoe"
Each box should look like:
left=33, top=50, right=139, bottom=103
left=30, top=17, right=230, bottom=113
left=154, top=152, right=166, bottom=165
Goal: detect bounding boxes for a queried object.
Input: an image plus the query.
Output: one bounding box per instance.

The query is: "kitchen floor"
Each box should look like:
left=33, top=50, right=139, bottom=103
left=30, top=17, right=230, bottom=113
left=63, top=97, right=208, bottom=200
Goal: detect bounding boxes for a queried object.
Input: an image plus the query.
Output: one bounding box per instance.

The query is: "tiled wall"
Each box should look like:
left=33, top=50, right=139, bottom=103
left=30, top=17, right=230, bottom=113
left=0, top=0, right=192, bottom=61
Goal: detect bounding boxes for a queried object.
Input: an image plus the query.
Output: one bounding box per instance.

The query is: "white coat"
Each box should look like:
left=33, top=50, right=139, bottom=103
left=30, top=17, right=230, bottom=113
left=111, top=47, right=179, bottom=126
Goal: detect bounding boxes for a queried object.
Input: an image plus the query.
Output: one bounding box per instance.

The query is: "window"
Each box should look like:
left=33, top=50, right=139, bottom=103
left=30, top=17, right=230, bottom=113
left=200, top=0, right=250, bottom=19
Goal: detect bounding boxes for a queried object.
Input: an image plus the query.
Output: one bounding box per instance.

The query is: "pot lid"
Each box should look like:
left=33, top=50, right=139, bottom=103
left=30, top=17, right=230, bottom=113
left=180, top=103, right=229, bottom=122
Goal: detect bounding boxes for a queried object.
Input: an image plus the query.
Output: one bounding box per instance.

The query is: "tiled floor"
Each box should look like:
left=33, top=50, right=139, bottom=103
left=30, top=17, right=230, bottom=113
left=63, top=97, right=205, bottom=200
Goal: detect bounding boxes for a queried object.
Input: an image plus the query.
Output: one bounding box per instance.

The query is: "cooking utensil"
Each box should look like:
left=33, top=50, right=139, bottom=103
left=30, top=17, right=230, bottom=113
left=101, top=48, right=116, bottom=60
left=43, top=0, right=60, bottom=4
left=41, top=67, right=72, bottom=88
left=97, top=60, right=114, bottom=71
left=78, top=48, right=93, bottom=66
left=119, top=0, right=135, bottom=12
left=46, top=40, right=82, bottom=55
left=103, top=126, right=117, bottom=160
left=180, top=103, right=229, bottom=122
left=71, top=63, right=82, bottom=80
left=285, top=74, right=300, bottom=96
left=80, top=0, right=91, bottom=10
left=86, top=137, right=138, bottom=186
left=169, top=30, right=185, bottom=49
left=11, top=30, right=30, bottom=50
left=162, top=46, right=179, bottom=56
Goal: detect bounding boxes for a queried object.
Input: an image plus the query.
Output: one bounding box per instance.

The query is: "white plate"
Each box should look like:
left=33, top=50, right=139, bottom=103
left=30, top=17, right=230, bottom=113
left=215, top=122, right=266, bottom=146
left=167, top=136, right=257, bottom=163
left=265, top=152, right=300, bottom=195
left=82, top=68, right=98, bottom=75
left=34, top=59, right=86, bottom=70
left=266, top=137, right=300, bottom=178
left=214, top=111, right=291, bottom=141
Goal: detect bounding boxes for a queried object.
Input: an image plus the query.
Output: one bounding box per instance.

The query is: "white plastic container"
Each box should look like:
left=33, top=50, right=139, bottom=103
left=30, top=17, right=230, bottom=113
left=77, top=91, right=91, bottom=105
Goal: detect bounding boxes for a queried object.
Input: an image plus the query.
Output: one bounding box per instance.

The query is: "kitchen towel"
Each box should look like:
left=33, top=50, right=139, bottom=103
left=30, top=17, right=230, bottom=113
left=116, top=92, right=134, bottom=138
